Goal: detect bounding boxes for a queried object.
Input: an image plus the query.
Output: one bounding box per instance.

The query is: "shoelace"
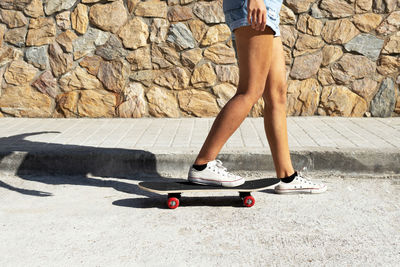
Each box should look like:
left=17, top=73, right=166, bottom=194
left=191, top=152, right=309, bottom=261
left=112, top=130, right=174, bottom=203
left=214, top=159, right=227, bottom=172
left=214, top=159, right=237, bottom=177
left=297, top=167, right=317, bottom=185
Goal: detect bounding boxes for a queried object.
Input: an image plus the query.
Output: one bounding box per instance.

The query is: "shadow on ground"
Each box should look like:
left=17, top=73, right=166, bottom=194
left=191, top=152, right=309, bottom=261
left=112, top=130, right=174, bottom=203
left=0, top=132, right=168, bottom=200
left=113, top=188, right=277, bottom=209
left=113, top=196, right=246, bottom=209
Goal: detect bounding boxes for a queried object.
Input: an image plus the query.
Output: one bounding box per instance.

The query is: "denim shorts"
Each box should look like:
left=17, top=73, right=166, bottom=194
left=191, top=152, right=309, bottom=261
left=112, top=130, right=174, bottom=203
left=223, top=0, right=283, bottom=41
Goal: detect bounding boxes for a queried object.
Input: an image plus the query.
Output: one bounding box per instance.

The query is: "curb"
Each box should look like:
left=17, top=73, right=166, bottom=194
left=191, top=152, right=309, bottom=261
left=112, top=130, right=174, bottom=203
left=1, top=147, right=399, bottom=177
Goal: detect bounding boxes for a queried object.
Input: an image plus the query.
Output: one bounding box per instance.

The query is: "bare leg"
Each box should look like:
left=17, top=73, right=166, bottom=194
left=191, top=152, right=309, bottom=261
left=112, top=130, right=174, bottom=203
left=262, top=36, right=295, bottom=178
left=194, top=25, right=275, bottom=165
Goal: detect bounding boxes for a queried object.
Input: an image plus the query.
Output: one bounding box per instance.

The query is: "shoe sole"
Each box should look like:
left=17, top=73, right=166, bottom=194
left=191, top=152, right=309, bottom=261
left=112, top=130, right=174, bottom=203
left=274, top=185, right=328, bottom=194
left=188, top=177, right=245, bottom=188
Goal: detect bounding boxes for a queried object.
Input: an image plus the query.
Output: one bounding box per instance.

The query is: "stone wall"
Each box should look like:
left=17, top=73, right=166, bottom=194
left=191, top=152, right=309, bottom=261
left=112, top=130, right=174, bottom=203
left=0, top=0, right=398, bottom=118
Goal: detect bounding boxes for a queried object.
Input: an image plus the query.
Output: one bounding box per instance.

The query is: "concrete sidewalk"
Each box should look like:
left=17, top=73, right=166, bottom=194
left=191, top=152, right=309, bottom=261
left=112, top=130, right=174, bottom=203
left=0, top=116, right=399, bottom=176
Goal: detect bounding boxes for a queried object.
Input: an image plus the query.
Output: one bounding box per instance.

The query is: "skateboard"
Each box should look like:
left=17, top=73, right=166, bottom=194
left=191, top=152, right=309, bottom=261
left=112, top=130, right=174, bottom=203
left=138, top=178, right=280, bottom=209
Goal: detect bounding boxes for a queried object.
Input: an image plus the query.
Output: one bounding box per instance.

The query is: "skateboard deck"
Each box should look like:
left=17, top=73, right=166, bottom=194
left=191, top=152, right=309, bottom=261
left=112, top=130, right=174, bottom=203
left=138, top=178, right=280, bottom=209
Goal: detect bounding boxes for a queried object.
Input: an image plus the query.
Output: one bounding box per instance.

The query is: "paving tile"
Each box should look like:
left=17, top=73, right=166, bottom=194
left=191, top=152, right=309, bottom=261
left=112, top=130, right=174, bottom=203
left=98, top=119, right=136, bottom=148
left=154, top=119, right=181, bottom=147
left=171, top=119, right=194, bottom=147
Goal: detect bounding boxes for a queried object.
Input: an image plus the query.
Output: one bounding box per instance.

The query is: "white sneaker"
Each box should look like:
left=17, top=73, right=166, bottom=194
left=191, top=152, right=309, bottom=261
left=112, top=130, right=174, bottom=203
left=274, top=171, right=327, bottom=194
left=188, top=159, right=245, bottom=187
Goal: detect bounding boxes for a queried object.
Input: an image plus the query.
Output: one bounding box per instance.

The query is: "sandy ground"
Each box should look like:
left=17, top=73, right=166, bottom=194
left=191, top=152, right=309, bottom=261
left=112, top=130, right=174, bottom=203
left=0, top=171, right=399, bottom=266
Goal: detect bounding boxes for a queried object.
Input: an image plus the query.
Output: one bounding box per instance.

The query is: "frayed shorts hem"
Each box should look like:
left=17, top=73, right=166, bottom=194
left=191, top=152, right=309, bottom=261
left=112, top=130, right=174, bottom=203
left=229, top=18, right=281, bottom=40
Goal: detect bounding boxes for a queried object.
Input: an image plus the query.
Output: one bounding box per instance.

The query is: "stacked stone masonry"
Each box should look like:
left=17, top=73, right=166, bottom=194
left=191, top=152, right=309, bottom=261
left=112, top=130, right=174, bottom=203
left=0, top=0, right=398, bottom=118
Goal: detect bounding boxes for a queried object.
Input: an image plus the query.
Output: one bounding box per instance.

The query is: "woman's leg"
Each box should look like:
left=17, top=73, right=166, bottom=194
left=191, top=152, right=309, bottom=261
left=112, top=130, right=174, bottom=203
left=262, top=36, right=328, bottom=194
left=194, top=25, right=275, bottom=165
left=262, top=36, right=295, bottom=178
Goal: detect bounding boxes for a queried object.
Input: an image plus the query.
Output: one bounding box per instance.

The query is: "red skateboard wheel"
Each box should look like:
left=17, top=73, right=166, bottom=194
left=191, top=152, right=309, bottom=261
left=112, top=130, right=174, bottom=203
left=243, top=195, right=255, bottom=207
left=167, top=197, right=179, bottom=209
